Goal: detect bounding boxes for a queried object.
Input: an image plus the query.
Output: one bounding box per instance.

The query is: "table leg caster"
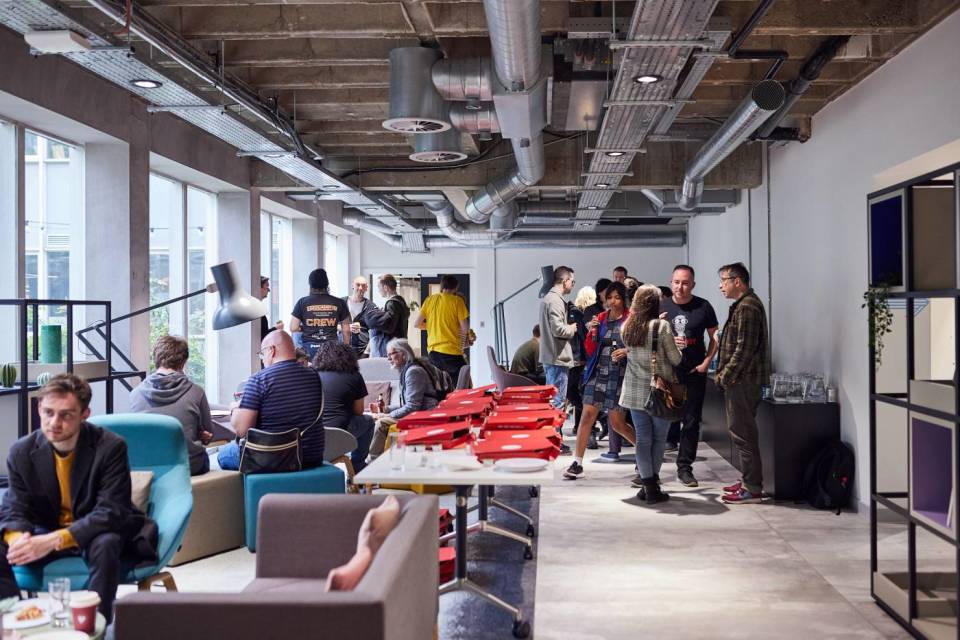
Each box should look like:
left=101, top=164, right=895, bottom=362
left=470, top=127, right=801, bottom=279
left=512, top=620, right=531, bottom=638
left=525, top=524, right=535, bottom=537
left=523, top=546, right=533, bottom=560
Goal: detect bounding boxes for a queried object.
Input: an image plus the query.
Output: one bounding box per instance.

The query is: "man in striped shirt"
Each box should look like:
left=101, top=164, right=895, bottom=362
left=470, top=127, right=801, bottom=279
left=218, top=331, right=325, bottom=470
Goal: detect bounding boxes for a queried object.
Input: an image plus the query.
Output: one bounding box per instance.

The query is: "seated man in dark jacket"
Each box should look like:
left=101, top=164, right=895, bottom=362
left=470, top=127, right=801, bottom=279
left=0, top=374, right=158, bottom=622
left=510, top=324, right=546, bottom=384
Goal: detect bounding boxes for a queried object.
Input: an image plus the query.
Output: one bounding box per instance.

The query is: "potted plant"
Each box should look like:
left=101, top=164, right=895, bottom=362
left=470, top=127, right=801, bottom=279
left=862, top=285, right=893, bottom=367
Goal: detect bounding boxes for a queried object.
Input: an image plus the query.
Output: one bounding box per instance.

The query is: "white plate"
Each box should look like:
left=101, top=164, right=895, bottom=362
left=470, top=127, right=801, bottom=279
left=494, top=458, right=549, bottom=473
left=444, top=457, right=484, bottom=471
left=3, top=598, right=51, bottom=629
left=30, top=632, right=89, bottom=640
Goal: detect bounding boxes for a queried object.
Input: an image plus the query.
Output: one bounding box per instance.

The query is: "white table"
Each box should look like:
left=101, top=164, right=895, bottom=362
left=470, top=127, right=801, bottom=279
left=356, top=450, right=557, bottom=639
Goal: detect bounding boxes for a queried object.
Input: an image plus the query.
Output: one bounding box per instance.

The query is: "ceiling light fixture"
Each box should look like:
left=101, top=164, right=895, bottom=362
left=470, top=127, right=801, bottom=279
left=586, top=206, right=599, bottom=210
left=605, top=151, right=625, bottom=158
left=634, top=74, right=662, bottom=84
left=130, top=78, right=163, bottom=89
left=596, top=182, right=610, bottom=188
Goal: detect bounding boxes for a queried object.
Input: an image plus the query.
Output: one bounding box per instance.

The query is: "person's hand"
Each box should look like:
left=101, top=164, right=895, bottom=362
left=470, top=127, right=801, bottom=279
left=199, top=430, right=213, bottom=445
left=6, top=532, right=59, bottom=565
left=694, top=362, right=710, bottom=374
left=587, top=318, right=599, bottom=330
left=350, top=322, right=361, bottom=334
left=674, top=336, right=687, bottom=349
left=611, top=348, right=628, bottom=362
left=274, top=320, right=285, bottom=331
left=228, top=400, right=240, bottom=411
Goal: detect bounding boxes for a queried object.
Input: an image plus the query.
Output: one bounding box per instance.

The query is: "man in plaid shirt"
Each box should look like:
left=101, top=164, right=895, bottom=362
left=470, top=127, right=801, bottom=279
left=716, top=262, right=770, bottom=504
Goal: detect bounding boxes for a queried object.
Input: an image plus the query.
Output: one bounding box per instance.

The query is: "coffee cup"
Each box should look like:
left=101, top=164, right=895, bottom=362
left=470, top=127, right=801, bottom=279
left=70, top=590, right=100, bottom=633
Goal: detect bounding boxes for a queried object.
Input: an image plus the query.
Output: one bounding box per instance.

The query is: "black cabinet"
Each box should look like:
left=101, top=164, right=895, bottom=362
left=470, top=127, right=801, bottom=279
left=700, top=376, right=841, bottom=500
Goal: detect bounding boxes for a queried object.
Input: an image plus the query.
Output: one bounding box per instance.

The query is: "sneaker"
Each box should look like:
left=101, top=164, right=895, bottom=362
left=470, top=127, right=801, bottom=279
left=586, top=434, right=599, bottom=450
left=677, top=469, right=699, bottom=488
left=722, top=488, right=762, bottom=504
left=559, top=444, right=572, bottom=456
left=630, top=475, right=644, bottom=488
left=563, top=461, right=584, bottom=480
left=722, top=480, right=743, bottom=494
left=664, top=442, right=679, bottom=453
left=594, top=452, right=620, bottom=463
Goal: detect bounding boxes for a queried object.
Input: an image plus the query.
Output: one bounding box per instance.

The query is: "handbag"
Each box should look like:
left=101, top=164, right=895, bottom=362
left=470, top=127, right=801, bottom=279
left=238, top=374, right=324, bottom=474
left=643, top=320, right=687, bottom=421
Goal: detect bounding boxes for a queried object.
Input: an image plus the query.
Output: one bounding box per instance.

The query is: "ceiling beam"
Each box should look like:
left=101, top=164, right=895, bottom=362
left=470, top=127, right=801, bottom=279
left=215, top=38, right=414, bottom=67
left=229, top=66, right=390, bottom=89
left=296, top=119, right=389, bottom=134
left=702, top=59, right=878, bottom=85
left=714, top=0, right=926, bottom=35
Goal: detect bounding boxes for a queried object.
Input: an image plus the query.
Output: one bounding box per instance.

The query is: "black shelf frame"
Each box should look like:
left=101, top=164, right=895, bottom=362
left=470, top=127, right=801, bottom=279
left=0, top=298, right=145, bottom=437
left=868, top=162, right=960, bottom=640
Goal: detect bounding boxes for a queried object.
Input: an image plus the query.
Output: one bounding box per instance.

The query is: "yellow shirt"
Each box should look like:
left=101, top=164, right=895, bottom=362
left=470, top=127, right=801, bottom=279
left=420, top=292, right=469, bottom=356
left=3, top=449, right=77, bottom=550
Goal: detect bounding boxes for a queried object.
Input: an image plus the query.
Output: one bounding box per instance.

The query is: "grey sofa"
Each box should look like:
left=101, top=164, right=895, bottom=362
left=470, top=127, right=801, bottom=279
left=114, top=494, right=439, bottom=640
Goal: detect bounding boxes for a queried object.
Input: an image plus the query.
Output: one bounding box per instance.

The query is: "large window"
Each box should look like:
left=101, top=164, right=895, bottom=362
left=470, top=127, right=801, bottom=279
left=260, top=209, right=293, bottom=329
left=23, top=131, right=84, bottom=346
left=148, top=174, right=218, bottom=390
left=0, top=122, right=17, bottom=363
left=324, top=231, right=345, bottom=296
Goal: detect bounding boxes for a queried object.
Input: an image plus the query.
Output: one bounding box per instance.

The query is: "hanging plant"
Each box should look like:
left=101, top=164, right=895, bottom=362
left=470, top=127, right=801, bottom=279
left=862, top=286, right=893, bottom=367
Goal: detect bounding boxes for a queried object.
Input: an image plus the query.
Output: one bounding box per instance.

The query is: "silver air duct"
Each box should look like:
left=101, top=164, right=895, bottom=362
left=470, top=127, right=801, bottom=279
left=461, top=0, right=547, bottom=224
left=432, top=58, right=494, bottom=102
left=677, top=80, right=785, bottom=211
left=425, top=200, right=511, bottom=245
left=383, top=48, right=451, bottom=134
left=449, top=103, right=500, bottom=134
left=410, top=126, right=467, bottom=163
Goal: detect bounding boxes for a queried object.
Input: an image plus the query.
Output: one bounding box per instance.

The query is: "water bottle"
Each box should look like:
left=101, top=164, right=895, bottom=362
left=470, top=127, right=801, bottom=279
left=377, top=393, right=385, bottom=413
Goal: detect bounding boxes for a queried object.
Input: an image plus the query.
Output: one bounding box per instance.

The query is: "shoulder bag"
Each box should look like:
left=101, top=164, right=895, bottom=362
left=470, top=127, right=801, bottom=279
left=643, top=320, right=687, bottom=421
left=239, top=373, right=324, bottom=474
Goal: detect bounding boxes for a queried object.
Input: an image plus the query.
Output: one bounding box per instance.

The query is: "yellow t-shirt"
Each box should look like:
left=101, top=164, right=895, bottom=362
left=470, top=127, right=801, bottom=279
left=420, top=292, right=469, bottom=356
left=3, top=449, right=77, bottom=549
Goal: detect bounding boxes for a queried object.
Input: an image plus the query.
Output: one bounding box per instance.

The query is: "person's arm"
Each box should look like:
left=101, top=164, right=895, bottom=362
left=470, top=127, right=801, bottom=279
left=412, top=308, right=427, bottom=330
left=458, top=318, right=470, bottom=348
left=289, top=298, right=303, bottom=334
left=660, top=321, right=683, bottom=367
left=231, top=376, right=261, bottom=437
left=547, top=297, right=576, bottom=340
left=197, top=390, right=214, bottom=445
left=352, top=398, right=365, bottom=416
left=65, top=437, right=133, bottom=549
left=717, top=307, right=762, bottom=386
left=389, top=367, right=430, bottom=419
left=0, top=448, right=35, bottom=544
left=289, top=316, right=302, bottom=333
left=697, top=326, right=719, bottom=374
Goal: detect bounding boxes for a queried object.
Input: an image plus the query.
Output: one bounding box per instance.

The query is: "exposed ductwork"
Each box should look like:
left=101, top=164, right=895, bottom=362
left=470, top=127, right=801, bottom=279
left=677, top=80, right=786, bottom=211
left=460, top=0, right=548, bottom=224
left=410, top=126, right=467, bottom=164
left=383, top=47, right=451, bottom=134
left=432, top=58, right=494, bottom=103
left=449, top=103, right=500, bottom=134
left=754, top=36, right=851, bottom=140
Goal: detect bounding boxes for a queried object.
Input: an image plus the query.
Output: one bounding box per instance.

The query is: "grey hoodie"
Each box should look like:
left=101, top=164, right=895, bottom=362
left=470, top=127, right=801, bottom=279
left=129, top=371, right=212, bottom=475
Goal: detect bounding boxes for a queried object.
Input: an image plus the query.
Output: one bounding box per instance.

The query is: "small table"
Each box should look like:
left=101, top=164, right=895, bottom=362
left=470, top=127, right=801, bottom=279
left=14, top=612, right=107, bottom=639
left=356, top=450, right=556, bottom=639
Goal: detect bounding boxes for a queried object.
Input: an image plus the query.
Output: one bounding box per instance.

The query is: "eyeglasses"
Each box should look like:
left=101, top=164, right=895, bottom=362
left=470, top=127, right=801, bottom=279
left=386, top=351, right=401, bottom=358
left=719, top=276, right=737, bottom=282
left=257, top=346, right=275, bottom=360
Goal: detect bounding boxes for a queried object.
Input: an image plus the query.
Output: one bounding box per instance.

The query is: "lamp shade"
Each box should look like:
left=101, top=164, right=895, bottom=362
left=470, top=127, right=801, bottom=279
left=538, top=265, right=554, bottom=298
left=210, top=261, right=267, bottom=330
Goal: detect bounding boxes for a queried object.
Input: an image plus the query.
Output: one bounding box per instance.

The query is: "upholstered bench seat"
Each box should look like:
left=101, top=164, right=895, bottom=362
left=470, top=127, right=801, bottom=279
left=170, top=469, right=245, bottom=566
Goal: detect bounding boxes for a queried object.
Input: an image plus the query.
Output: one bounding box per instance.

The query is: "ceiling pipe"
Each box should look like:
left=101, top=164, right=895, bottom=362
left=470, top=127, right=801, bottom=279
left=460, top=0, right=547, bottom=224
left=432, top=57, right=494, bottom=102
left=754, top=36, right=851, bottom=140
left=424, top=200, right=513, bottom=245
left=677, top=80, right=785, bottom=211
left=449, top=103, right=500, bottom=134
left=84, top=0, right=322, bottom=161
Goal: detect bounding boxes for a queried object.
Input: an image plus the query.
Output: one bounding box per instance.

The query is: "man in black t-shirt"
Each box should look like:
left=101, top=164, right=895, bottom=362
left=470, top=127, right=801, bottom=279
left=289, top=268, right=352, bottom=360
left=659, top=264, right=719, bottom=488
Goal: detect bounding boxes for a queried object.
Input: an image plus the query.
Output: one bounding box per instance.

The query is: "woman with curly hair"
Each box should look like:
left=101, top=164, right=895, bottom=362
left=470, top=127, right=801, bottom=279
left=620, top=284, right=682, bottom=503
left=312, top=340, right=374, bottom=472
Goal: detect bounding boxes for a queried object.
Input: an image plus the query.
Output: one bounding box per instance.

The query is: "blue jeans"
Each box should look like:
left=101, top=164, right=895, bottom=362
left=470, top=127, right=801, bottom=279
left=346, top=413, right=375, bottom=473
left=630, top=409, right=671, bottom=479
left=217, top=441, right=241, bottom=470
left=544, top=364, right=569, bottom=409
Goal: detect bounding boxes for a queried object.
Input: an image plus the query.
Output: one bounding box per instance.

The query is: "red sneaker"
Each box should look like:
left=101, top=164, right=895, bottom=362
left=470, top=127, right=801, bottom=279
left=722, top=480, right=742, bottom=494
left=722, top=489, right=763, bottom=504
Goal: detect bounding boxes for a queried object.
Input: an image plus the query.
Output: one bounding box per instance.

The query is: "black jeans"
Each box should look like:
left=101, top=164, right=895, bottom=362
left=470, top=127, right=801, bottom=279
left=428, top=351, right=466, bottom=384
left=0, top=531, right=125, bottom=622
left=669, top=373, right=707, bottom=472
left=725, top=380, right=763, bottom=494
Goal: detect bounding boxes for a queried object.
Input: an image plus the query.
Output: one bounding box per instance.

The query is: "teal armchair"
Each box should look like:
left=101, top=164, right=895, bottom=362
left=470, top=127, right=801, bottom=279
left=13, top=414, right=194, bottom=592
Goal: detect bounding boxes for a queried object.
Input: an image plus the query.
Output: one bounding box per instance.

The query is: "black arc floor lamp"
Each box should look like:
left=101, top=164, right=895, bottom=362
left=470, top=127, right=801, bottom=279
left=78, top=261, right=267, bottom=391
left=493, top=265, right=553, bottom=365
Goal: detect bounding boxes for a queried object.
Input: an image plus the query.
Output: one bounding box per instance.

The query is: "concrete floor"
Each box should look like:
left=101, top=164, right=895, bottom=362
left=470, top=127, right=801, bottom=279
left=534, top=437, right=915, bottom=640
left=138, top=436, right=935, bottom=639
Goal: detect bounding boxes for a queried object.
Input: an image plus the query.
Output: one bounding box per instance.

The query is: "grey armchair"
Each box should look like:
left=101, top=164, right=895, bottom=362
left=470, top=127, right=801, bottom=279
left=114, top=494, right=439, bottom=640
left=487, top=345, right=536, bottom=390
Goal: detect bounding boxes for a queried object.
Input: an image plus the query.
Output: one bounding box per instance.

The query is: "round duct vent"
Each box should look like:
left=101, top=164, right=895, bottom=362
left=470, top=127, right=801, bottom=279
left=383, top=118, right=448, bottom=134
left=383, top=48, right=451, bottom=134
left=409, top=126, right=466, bottom=163
left=410, top=150, right=468, bottom=163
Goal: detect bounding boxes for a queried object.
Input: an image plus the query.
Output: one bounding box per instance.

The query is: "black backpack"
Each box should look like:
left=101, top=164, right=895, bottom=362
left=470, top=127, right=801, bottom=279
left=802, top=440, right=855, bottom=514
left=414, top=359, right=455, bottom=401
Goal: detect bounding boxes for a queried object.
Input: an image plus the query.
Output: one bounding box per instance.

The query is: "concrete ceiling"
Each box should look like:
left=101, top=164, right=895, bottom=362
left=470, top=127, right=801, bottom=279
left=62, top=0, right=960, bottom=194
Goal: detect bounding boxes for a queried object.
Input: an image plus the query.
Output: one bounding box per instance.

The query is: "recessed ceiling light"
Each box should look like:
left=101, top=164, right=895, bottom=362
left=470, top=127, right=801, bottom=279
left=130, top=78, right=162, bottom=89
left=634, top=74, right=662, bottom=84
left=587, top=206, right=598, bottom=210
left=465, top=103, right=482, bottom=111
left=596, top=182, right=610, bottom=188
left=605, top=151, right=625, bottom=158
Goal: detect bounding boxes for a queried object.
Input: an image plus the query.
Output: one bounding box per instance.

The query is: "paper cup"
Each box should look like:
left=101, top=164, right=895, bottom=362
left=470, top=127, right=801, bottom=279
left=70, top=590, right=100, bottom=633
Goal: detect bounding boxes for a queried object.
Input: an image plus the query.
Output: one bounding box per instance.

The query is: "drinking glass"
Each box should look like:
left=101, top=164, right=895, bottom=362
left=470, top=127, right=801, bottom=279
left=805, top=375, right=827, bottom=403
left=47, top=577, right=70, bottom=628
left=420, top=444, right=434, bottom=468
left=771, top=374, right=788, bottom=402
left=786, top=375, right=804, bottom=403
left=388, top=431, right=406, bottom=471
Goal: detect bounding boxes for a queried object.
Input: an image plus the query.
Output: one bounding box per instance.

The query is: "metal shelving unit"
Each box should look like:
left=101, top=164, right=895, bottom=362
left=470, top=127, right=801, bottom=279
left=869, top=160, right=960, bottom=640
left=0, top=298, right=145, bottom=437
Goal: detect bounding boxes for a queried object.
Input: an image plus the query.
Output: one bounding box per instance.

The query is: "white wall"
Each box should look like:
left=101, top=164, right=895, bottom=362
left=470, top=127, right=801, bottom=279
left=687, top=9, right=960, bottom=505
left=357, top=232, right=684, bottom=387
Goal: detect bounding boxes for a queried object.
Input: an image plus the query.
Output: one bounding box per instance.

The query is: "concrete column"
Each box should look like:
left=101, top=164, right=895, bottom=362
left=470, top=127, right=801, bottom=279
left=84, top=133, right=148, bottom=412
left=215, top=191, right=258, bottom=403
left=0, top=123, right=18, bottom=362
left=292, top=218, right=320, bottom=297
